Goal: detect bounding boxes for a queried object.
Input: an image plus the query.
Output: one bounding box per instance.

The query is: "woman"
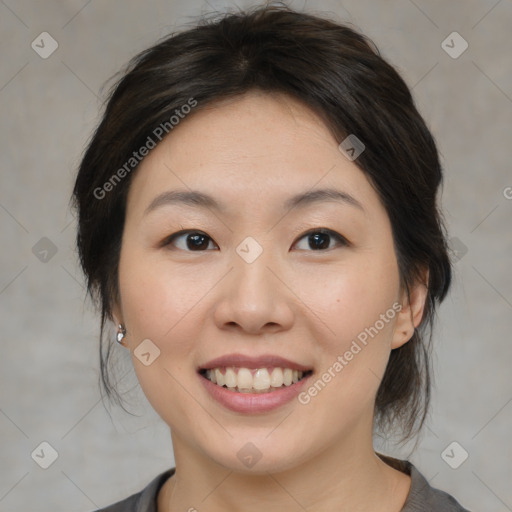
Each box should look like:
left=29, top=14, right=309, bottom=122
left=72, top=4, right=471, bottom=511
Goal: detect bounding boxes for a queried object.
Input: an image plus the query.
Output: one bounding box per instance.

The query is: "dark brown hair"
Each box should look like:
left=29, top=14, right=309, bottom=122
left=71, top=3, right=452, bottom=444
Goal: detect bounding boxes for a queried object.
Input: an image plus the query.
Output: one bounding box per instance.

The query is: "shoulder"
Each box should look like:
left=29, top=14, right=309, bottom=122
left=405, top=463, right=472, bottom=511
left=92, top=468, right=175, bottom=512
left=377, top=453, right=472, bottom=512
left=93, top=493, right=139, bottom=512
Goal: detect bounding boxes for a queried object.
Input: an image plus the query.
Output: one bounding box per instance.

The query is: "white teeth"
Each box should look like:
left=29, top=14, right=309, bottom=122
left=204, top=367, right=307, bottom=392
left=214, top=368, right=224, bottom=386
left=253, top=368, right=270, bottom=390
left=237, top=368, right=253, bottom=390
left=224, top=367, right=237, bottom=388
left=270, top=367, right=284, bottom=387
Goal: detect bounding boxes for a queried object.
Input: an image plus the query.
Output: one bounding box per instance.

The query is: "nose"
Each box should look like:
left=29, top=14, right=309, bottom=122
left=213, top=241, right=295, bottom=335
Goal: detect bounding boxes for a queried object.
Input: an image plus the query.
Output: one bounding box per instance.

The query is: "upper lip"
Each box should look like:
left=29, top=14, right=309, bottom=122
left=198, top=353, right=312, bottom=372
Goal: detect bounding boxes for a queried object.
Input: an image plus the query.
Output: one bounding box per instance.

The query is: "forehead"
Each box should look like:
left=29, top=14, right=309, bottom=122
left=124, top=91, right=383, bottom=222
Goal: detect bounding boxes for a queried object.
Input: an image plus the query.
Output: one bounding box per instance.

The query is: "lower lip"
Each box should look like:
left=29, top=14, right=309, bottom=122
left=198, top=371, right=312, bottom=413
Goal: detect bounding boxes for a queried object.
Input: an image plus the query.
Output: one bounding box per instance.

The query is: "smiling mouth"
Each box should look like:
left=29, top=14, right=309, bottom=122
left=198, top=367, right=314, bottom=393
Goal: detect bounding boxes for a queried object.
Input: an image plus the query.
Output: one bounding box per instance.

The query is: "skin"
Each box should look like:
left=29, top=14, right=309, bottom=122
left=112, top=90, right=428, bottom=512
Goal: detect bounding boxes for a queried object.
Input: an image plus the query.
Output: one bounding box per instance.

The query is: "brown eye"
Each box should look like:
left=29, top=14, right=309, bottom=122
left=162, top=228, right=348, bottom=252
left=293, top=229, right=349, bottom=251
left=164, top=230, right=218, bottom=251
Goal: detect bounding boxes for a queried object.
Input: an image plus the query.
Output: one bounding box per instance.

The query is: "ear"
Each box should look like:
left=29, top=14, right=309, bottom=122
left=391, top=267, right=429, bottom=349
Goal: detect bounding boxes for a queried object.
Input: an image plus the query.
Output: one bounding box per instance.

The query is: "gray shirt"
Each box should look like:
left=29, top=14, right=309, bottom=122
left=93, top=455, right=471, bottom=511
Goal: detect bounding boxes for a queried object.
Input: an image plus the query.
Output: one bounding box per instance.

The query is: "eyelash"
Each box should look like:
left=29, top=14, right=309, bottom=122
left=161, top=228, right=350, bottom=252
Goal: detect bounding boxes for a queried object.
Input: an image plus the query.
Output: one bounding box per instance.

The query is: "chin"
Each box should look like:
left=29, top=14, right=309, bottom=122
left=203, top=437, right=310, bottom=475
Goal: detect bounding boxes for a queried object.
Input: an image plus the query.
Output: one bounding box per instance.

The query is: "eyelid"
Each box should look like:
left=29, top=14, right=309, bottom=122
left=161, top=227, right=350, bottom=251
left=160, top=229, right=218, bottom=249
left=292, top=227, right=350, bottom=249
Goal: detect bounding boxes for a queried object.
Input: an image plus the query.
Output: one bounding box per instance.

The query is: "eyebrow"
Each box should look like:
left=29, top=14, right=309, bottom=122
left=143, top=187, right=365, bottom=217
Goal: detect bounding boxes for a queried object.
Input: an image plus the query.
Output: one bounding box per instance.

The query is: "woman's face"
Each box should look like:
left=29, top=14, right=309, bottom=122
left=113, top=90, right=423, bottom=473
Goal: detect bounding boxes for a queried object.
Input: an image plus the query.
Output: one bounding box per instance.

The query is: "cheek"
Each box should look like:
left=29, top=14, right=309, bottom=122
left=303, top=252, right=399, bottom=342
left=118, top=245, right=205, bottom=343
left=304, top=253, right=400, bottom=402
left=118, top=248, right=205, bottom=427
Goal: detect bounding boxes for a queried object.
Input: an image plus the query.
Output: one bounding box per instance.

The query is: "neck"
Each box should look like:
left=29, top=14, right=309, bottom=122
left=158, top=427, right=411, bottom=512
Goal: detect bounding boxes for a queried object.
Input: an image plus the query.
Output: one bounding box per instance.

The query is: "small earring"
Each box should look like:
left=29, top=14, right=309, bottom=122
left=116, top=324, right=126, bottom=345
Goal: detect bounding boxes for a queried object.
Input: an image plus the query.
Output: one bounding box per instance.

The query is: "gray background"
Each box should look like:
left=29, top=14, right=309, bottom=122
left=1, top=0, right=511, bottom=511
